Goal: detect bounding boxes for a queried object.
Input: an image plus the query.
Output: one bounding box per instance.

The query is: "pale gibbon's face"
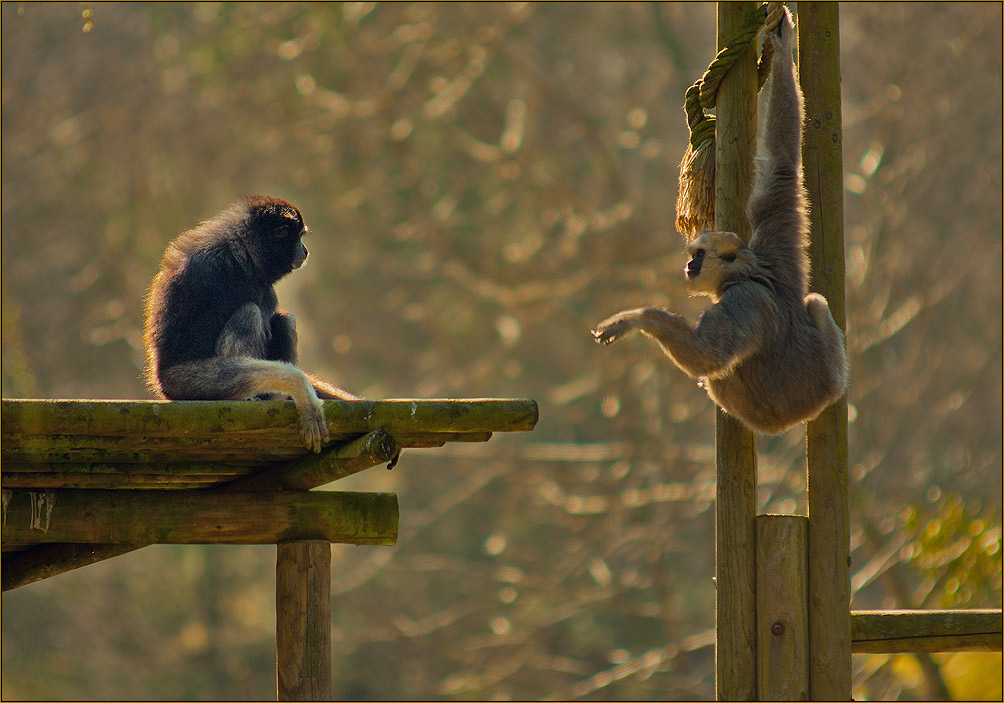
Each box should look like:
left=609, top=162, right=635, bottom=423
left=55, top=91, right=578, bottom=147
left=684, top=230, right=756, bottom=298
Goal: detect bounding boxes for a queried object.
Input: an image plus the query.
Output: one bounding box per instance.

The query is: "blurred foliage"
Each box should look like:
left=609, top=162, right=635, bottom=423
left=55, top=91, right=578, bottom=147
left=1, top=2, right=1001, bottom=701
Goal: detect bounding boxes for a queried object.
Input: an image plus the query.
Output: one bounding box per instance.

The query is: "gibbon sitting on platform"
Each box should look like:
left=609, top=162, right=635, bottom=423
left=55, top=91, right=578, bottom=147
left=144, top=195, right=359, bottom=453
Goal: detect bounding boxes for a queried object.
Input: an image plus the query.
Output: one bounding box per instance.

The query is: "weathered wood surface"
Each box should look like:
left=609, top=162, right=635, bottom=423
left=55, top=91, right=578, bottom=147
left=1, top=397, right=538, bottom=589
left=276, top=541, right=332, bottom=701
left=1, top=398, right=537, bottom=488
left=756, top=515, right=809, bottom=701
left=713, top=2, right=759, bottom=700
left=798, top=4, right=852, bottom=700
left=851, top=609, right=1004, bottom=653
left=1, top=489, right=398, bottom=546
left=2, top=398, right=538, bottom=438
left=1, top=430, right=403, bottom=588
left=224, top=429, right=399, bottom=492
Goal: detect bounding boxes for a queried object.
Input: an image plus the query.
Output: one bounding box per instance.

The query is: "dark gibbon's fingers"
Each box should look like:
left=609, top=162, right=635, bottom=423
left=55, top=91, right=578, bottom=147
left=235, top=360, right=330, bottom=453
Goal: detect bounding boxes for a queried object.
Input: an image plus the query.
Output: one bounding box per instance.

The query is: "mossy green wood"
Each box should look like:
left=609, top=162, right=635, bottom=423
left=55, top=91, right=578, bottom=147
left=2, top=489, right=399, bottom=546
left=226, top=429, right=400, bottom=491
left=713, top=2, right=759, bottom=700
left=851, top=610, right=1004, bottom=653
left=797, top=3, right=852, bottom=699
left=1, top=398, right=539, bottom=438
left=1, top=430, right=401, bottom=590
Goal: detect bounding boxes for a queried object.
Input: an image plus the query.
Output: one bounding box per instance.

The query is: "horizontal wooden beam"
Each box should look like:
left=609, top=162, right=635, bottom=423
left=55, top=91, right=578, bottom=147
left=851, top=609, right=1003, bottom=653
left=225, top=429, right=400, bottom=491
left=1, top=398, right=539, bottom=438
left=1, top=489, right=398, bottom=546
left=1, top=543, right=141, bottom=590
left=2, top=430, right=403, bottom=590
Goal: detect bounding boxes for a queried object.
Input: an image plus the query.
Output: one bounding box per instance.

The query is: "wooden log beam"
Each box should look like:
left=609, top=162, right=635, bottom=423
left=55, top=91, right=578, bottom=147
left=1, top=543, right=140, bottom=591
left=1, top=398, right=539, bottom=438
left=713, top=2, right=759, bottom=700
left=756, top=515, right=809, bottom=701
left=225, top=429, right=400, bottom=491
left=798, top=4, right=852, bottom=699
left=2, top=431, right=403, bottom=590
left=2, top=430, right=493, bottom=463
left=851, top=609, right=1004, bottom=653
left=276, top=541, right=332, bottom=701
left=1, top=489, right=398, bottom=546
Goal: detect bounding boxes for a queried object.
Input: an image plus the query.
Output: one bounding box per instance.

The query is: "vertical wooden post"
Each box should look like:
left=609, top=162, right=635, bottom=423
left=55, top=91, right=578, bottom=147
left=797, top=3, right=852, bottom=700
left=757, top=515, right=810, bottom=700
left=714, top=3, right=759, bottom=700
left=276, top=541, right=332, bottom=701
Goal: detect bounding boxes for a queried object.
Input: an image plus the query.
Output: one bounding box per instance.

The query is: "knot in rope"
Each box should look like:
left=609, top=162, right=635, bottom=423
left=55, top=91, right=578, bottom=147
left=676, top=1, right=786, bottom=239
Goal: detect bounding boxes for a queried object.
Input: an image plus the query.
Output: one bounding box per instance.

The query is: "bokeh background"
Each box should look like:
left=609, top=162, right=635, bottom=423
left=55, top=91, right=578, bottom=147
left=2, top=2, right=1001, bottom=700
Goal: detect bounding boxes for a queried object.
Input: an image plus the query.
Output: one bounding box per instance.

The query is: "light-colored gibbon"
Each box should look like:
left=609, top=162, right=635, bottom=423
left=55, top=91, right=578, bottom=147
left=592, top=9, right=847, bottom=435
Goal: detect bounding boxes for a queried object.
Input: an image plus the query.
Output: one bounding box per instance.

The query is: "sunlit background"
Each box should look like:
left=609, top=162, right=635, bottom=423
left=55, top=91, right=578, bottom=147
left=2, top=2, right=1001, bottom=700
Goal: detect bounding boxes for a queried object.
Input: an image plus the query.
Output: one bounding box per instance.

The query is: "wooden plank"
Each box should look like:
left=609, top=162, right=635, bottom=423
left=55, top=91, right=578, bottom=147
left=713, top=2, right=759, bottom=699
left=1, top=460, right=260, bottom=475
left=851, top=609, right=1004, bottom=652
left=1, top=489, right=398, bottom=546
left=798, top=4, right=852, bottom=699
left=1, top=543, right=141, bottom=590
left=852, top=634, right=1003, bottom=654
left=1, top=398, right=539, bottom=438
left=2, top=431, right=492, bottom=463
left=756, top=515, right=809, bottom=701
left=2, top=473, right=230, bottom=489
left=225, top=429, right=399, bottom=491
left=276, top=541, right=332, bottom=701
left=1, top=433, right=403, bottom=589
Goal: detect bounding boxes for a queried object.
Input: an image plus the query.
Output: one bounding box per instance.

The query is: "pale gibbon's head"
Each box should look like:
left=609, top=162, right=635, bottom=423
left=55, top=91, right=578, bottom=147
left=684, top=230, right=759, bottom=299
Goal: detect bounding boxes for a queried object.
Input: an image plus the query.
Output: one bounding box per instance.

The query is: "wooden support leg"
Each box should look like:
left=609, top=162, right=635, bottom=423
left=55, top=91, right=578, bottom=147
left=756, top=515, right=809, bottom=700
left=276, top=541, right=332, bottom=701
left=715, top=411, right=758, bottom=701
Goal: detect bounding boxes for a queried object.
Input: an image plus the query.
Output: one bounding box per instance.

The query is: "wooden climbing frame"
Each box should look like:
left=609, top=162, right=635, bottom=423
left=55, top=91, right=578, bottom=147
left=1, top=397, right=538, bottom=700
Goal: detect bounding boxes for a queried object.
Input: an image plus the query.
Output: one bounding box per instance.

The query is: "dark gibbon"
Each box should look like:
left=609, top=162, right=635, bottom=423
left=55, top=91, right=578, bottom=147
left=592, top=10, right=848, bottom=435
left=143, top=195, right=358, bottom=453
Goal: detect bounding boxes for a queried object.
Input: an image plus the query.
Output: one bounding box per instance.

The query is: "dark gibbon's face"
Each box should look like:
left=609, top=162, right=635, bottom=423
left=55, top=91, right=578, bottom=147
left=684, top=230, right=755, bottom=298
left=244, top=196, right=310, bottom=276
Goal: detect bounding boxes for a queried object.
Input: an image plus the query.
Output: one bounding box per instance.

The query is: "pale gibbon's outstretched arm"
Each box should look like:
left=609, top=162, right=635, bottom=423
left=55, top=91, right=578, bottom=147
left=593, top=7, right=847, bottom=435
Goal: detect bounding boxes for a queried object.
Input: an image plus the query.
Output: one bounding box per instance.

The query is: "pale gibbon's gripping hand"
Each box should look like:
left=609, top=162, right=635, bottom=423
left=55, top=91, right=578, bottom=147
left=143, top=195, right=360, bottom=453
left=593, top=8, right=848, bottom=435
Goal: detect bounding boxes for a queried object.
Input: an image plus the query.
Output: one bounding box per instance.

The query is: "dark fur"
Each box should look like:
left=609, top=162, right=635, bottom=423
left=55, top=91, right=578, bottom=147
left=592, top=10, right=848, bottom=435
left=143, top=195, right=358, bottom=452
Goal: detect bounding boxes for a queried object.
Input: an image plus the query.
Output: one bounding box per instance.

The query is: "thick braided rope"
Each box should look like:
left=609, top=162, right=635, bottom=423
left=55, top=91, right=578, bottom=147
left=684, top=1, right=784, bottom=149
left=676, top=1, right=784, bottom=239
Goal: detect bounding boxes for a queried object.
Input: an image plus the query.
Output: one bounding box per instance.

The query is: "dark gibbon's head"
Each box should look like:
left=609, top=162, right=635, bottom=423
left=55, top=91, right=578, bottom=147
left=231, top=195, right=310, bottom=282
left=683, top=230, right=760, bottom=300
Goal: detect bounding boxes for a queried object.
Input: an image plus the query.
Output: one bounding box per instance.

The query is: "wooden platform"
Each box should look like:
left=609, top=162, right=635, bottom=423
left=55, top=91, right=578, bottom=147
left=2, top=397, right=537, bottom=584
left=1, top=397, right=538, bottom=700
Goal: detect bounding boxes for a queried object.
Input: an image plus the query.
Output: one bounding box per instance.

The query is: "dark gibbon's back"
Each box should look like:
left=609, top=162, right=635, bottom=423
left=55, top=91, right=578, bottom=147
left=143, top=195, right=356, bottom=453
